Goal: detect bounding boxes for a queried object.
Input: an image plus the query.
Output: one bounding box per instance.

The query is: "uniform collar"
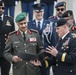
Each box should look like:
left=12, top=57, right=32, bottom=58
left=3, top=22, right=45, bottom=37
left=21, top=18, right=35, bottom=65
left=0, top=14, right=4, bottom=21
left=35, top=18, right=43, bottom=29
left=62, top=31, right=70, bottom=40
left=19, top=30, right=27, bottom=37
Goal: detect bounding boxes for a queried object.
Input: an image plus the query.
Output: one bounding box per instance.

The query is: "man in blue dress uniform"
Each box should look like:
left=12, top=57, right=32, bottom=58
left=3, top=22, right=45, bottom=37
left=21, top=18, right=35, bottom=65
left=28, top=3, right=56, bottom=75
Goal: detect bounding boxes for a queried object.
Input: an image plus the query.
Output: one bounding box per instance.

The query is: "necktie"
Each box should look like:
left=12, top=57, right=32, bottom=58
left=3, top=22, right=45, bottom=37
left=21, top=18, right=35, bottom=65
left=0, top=16, right=2, bottom=21
left=23, top=32, right=26, bottom=41
left=38, top=22, right=40, bottom=30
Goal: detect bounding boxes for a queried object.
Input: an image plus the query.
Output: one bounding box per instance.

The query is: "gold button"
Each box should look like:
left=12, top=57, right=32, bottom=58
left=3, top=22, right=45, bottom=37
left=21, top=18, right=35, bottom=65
left=24, top=43, right=26, bottom=45
left=15, top=67, right=17, bottom=69
left=56, top=60, right=58, bottom=61
left=5, top=38, right=6, bottom=40
left=5, top=34, right=7, bottom=36
left=56, top=64, right=58, bottom=66
left=25, top=50, right=27, bottom=52
left=64, top=49, right=65, bottom=51
left=16, top=46, right=18, bottom=48
left=70, top=70, right=72, bottom=72
left=26, top=62, right=28, bottom=64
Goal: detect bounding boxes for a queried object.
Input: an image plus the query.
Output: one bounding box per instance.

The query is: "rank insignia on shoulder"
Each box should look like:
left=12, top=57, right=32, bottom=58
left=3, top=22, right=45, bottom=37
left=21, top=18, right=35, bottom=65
left=30, top=29, right=38, bottom=33
left=5, top=35, right=10, bottom=44
left=9, top=31, right=17, bottom=35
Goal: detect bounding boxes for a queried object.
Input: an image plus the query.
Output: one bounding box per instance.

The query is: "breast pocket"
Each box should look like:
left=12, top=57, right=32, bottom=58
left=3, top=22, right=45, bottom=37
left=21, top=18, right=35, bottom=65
left=13, top=43, right=22, bottom=51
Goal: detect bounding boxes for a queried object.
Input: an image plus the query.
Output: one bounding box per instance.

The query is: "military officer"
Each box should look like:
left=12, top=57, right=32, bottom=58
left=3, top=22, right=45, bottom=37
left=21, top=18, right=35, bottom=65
left=48, top=1, right=66, bottom=24
left=48, top=1, right=66, bottom=44
left=3, top=12, right=44, bottom=75
left=30, top=18, right=76, bottom=75
left=0, top=1, right=15, bottom=75
left=28, top=3, right=56, bottom=75
left=62, top=10, right=76, bottom=33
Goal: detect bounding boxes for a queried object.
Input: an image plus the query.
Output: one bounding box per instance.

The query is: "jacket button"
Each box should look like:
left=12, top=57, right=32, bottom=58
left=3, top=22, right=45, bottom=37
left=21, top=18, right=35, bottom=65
left=25, top=50, right=27, bottom=52
left=15, top=67, right=17, bottom=69
left=5, top=34, right=7, bottom=36
left=56, top=60, right=58, bottom=61
left=24, top=43, right=26, bottom=45
left=26, top=62, right=28, bottom=64
left=56, top=64, right=58, bottom=66
left=70, top=70, right=72, bottom=72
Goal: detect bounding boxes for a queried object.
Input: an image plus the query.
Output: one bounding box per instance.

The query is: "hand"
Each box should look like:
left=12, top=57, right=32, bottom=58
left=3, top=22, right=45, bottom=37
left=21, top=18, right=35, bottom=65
left=30, top=60, right=41, bottom=66
left=46, top=46, right=58, bottom=57
left=12, top=56, right=22, bottom=62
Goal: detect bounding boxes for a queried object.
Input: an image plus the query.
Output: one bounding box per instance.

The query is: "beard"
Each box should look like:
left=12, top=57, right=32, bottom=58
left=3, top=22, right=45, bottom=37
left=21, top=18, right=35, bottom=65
left=58, top=12, right=63, bottom=18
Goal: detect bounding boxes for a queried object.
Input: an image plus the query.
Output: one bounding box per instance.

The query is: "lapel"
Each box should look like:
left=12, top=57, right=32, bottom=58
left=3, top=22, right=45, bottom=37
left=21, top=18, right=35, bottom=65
left=32, top=20, right=37, bottom=30
left=0, top=15, right=6, bottom=33
left=56, top=32, right=71, bottom=49
left=42, top=20, right=46, bottom=30
left=62, top=32, right=71, bottom=45
left=16, top=31, right=24, bottom=42
left=16, top=30, right=32, bottom=43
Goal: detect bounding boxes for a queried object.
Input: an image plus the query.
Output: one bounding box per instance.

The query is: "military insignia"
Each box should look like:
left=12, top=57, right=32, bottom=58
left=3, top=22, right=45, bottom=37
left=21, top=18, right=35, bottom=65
left=29, top=37, right=36, bottom=42
left=63, top=38, right=70, bottom=46
left=28, top=30, right=32, bottom=34
left=14, top=41, right=19, bottom=44
left=6, top=20, right=11, bottom=26
left=64, top=3, right=66, bottom=6
left=72, top=33, right=76, bottom=38
left=2, top=2, right=4, bottom=7
left=30, top=29, right=38, bottom=33
left=38, top=4, right=41, bottom=7
left=55, top=22, right=57, bottom=26
left=68, top=13, right=70, bottom=17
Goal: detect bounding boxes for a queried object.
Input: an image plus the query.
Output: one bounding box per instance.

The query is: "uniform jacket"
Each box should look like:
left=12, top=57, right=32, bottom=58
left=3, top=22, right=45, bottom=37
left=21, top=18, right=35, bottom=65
left=28, top=19, right=56, bottom=49
left=40, top=0, right=57, bottom=4
left=20, top=0, right=36, bottom=2
left=3, top=29, right=44, bottom=75
left=42, top=32, right=76, bottom=75
left=0, top=15, right=15, bottom=57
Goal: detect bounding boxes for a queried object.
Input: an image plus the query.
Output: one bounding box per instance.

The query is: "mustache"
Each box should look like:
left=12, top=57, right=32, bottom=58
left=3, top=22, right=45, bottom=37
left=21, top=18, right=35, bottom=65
left=58, top=12, right=62, bottom=15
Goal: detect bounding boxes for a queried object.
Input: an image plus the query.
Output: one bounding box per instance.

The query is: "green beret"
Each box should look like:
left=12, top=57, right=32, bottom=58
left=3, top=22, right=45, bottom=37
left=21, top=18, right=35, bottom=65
left=15, top=12, right=27, bottom=22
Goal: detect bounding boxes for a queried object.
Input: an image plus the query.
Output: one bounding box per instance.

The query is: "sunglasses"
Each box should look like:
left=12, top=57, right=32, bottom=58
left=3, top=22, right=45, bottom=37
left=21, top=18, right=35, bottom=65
left=56, top=8, right=65, bottom=11
left=0, top=7, right=5, bottom=10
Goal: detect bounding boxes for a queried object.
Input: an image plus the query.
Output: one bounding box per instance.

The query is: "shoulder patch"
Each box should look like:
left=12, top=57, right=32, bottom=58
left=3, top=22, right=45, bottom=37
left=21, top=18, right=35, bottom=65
left=9, top=31, right=17, bottom=35
left=30, top=29, right=38, bottom=33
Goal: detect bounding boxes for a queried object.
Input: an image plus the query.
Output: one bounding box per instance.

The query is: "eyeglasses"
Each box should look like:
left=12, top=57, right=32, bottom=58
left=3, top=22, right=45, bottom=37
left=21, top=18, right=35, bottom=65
left=56, top=8, right=65, bottom=11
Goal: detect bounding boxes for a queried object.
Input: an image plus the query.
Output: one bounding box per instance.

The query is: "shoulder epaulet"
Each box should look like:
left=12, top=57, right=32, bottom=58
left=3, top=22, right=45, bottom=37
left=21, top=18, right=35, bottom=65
left=30, top=29, right=38, bottom=33
left=71, top=33, right=76, bottom=38
left=48, top=16, right=56, bottom=19
left=9, top=31, right=17, bottom=35
left=5, top=15, right=13, bottom=19
left=48, top=16, right=53, bottom=19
